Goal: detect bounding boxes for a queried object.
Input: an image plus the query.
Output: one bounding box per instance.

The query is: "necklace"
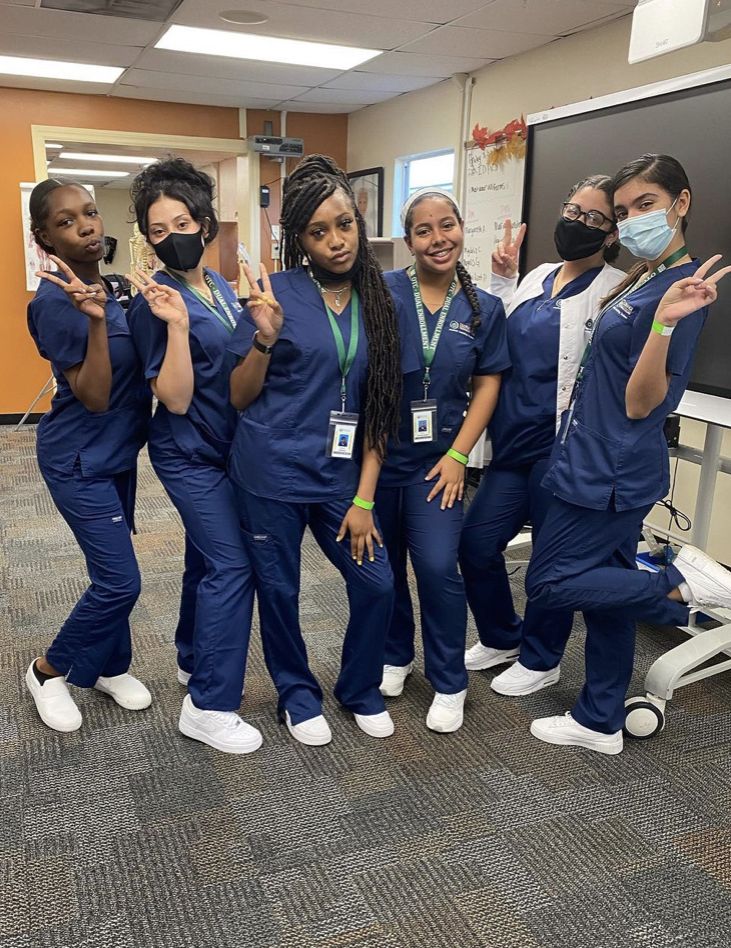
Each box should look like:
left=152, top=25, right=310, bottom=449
left=320, top=283, right=351, bottom=308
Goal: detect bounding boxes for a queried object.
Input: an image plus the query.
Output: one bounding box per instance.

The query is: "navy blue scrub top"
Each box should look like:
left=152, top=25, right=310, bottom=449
left=543, top=260, right=707, bottom=512
left=380, top=268, right=511, bottom=489
left=489, top=266, right=602, bottom=470
left=129, top=268, right=242, bottom=466
left=227, top=266, right=372, bottom=503
left=27, top=275, right=150, bottom=477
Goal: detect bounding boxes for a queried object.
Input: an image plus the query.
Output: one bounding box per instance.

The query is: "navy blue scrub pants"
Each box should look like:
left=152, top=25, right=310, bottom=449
left=525, top=495, right=690, bottom=733
left=41, top=463, right=140, bottom=687
left=459, top=460, right=573, bottom=670
left=376, top=481, right=468, bottom=694
left=234, top=487, right=394, bottom=726
left=150, top=447, right=255, bottom=712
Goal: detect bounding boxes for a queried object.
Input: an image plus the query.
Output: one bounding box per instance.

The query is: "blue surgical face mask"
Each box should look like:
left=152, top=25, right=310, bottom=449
left=617, top=198, right=680, bottom=260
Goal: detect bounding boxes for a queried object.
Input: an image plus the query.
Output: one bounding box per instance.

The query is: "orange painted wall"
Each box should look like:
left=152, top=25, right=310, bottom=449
left=0, top=86, right=240, bottom=416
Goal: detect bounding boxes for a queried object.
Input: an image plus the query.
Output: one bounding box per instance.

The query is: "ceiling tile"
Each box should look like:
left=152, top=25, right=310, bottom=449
left=173, top=0, right=433, bottom=49
left=120, top=67, right=309, bottom=100
left=290, top=87, right=396, bottom=106
left=322, top=72, right=438, bottom=93
left=134, top=47, right=344, bottom=85
left=401, top=25, right=551, bottom=59
left=278, top=99, right=363, bottom=113
left=453, top=0, right=632, bottom=36
left=248, top=0, right=492, bottom=24
left=357, top=51, right=493, bottom=78
left=0, top=34, right=141, bottom=67
left=113, top=84, right=282, bottom=109
left=0, top=5, right=160, bottom=44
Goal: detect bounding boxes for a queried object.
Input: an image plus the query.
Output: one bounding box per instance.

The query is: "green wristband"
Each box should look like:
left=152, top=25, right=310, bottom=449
left=352, top=495, right=375, bottom=510
left=447, top=448, right=469, bottom=465
left=652, top=319, right=675, bottom=337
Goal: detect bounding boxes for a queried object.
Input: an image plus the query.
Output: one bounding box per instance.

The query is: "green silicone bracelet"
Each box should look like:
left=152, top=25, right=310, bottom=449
left=352, top=495, right=375, bottom=511
left=652, top=319, right=675, bottom=337
left=447, top=448, right=469, bottom=466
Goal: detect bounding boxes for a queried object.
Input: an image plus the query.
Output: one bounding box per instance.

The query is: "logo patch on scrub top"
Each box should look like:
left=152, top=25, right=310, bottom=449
left=614, top=299, right=635, bottom=319
left=448, top=319, right=474, bottom=337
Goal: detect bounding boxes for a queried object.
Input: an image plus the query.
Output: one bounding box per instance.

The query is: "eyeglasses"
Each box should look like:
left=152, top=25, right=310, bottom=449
left=561, top=202, right=615, bottom=230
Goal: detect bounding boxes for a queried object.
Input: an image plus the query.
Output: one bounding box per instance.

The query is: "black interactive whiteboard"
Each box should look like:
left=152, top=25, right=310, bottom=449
left=522, top=76, right=731, bottom=399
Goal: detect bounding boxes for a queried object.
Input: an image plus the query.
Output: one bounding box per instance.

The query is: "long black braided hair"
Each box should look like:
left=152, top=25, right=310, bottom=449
left=280, top=154, right=402, bottom=457
left=403, top=191, right=482, bottom=330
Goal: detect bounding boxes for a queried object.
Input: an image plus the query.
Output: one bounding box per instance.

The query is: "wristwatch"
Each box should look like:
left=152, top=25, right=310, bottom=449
left=252, top=330, right=276, bottom=354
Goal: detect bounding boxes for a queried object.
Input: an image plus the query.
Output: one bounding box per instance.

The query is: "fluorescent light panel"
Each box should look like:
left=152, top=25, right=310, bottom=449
left=45, top=143, right=64, bottom=149
left=49, top=168, right=130, bottom=178
left=60, top=151, right=155, bottom=164
left=156, top=24, right=381, bottom=70
left=0, top=55, right=123, bottom=83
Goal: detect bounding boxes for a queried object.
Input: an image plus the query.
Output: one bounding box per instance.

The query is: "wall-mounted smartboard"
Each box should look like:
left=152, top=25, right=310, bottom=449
left=523, top=69, right=731, bottom=399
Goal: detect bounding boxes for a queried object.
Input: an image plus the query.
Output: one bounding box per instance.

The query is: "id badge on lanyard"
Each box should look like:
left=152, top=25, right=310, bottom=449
left=408, top=265, right=458, bottom=444
left=327, top=411, right=359, bottom=459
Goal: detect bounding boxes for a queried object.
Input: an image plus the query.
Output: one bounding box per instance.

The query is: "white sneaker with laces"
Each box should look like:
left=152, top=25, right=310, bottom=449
left=354, top=710, right=394, bottom=738
left=379, top=662, right=413, bottom=697
left=426, top=689, right=467, bottom=733
left=285, top=710, right=332, bottom=746
left=178, top=694, right=262, bottom=754
left=464, top=642, right=520, bottom=671
left=673, top=545, right=731, bottom=610
left=94, top=673, right=152, bottom=710
left=491, top=661, right=560, bottom=696
left=530, top=711, right=623, bottom=755
left=178, top=667, right=245, bottom=697
left=25, top=660, right=82, bottom=733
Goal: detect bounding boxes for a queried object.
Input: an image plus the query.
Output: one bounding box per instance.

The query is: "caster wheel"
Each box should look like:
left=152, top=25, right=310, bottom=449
left=623, top=696, right=665, bottom=739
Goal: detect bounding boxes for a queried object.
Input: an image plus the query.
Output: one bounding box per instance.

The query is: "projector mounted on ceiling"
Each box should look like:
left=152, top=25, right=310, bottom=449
left=629, top=0, right=731, bottom=64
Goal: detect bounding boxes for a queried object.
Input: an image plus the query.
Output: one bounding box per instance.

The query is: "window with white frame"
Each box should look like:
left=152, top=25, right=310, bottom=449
left=393, top=149, right=455, bottom=235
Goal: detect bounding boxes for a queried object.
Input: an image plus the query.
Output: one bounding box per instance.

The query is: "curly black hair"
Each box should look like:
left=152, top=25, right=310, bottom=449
left=130, top=156, right=219, bottom=243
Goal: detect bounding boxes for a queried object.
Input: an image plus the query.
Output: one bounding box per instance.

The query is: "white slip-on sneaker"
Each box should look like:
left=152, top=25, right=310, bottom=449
left=178, top=694, right=262, bottom=754
left=94, top=673, right=152, bottom=710
left=285, top=710, right=332, bottom=746
left=354, top=710, right=395, bottom=738
left=673, top=545, right=731, bottom=610
left=25, top=660, right=82, bottom=733
left=379, top=662, right=413, bottom=697
left=426, top=689, right=467, bottom=733
left=177, top=667, right=245, bottom=698
left=491, top=661, right=560, bottom=696
left=464, top=642, right=520, bottom=671
left=530, top=711, right=623, bottom=755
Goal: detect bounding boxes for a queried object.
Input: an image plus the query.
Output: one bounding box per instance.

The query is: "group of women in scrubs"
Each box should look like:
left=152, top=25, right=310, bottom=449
left=24, top=150, right=731, bottom=758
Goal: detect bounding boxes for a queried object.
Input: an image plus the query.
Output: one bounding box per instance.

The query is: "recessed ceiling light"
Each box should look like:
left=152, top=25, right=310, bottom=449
left=49, top=168, right=130, bottom=178
left=156, top=24, right=381, bottom=71
left=60, top=151, right=155, bottom=164
left=0, top=55, right=123, bottom=83
left=219, top=9, right=269, bottom=25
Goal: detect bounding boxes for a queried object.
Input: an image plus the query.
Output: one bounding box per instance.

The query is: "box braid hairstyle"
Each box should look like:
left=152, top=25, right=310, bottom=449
left=280, top=154, right=401, bottom=457
left=402, top=191, right=482, bottom=331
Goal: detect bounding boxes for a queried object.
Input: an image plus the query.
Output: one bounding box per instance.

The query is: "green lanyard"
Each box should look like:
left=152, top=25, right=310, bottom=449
left=408, top=265, right=458, bottom=399
left=573, top=245, right=688, bottom=387
left=311, top=275, right=360, bottom=411
left=164, top=269, right=239, bottom=333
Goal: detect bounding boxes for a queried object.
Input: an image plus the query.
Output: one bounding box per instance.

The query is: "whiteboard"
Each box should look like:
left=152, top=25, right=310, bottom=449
left=462, top=144, right=526, bottom=290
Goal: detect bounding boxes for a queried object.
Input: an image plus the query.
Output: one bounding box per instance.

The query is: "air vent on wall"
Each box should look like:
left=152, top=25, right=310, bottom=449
left=41, top=0, right=183, bottom=21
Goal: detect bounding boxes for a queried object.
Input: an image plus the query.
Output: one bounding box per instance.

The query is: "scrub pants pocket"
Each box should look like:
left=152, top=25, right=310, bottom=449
left=41, top=466, right=141, bottom=688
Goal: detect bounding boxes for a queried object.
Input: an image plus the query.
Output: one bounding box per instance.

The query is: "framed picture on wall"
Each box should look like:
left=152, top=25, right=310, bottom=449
left=347, top=167, right=384, bottom=238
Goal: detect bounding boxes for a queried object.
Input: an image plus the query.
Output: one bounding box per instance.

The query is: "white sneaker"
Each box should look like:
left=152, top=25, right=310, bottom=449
left=178, top=694, right=262, bottom=754
left=177, top=667, right=245, bottom=698
left=673, top=545, right=731, bottom=610
left=354, top=710, right=394, bottom=738
left=379, top=663, right=413, bottom=697
left=464, top=642, right=520, bottom=671
left=25, top=660, right=82, bottom=733
left=530, top=711, right=623, bottom=755
left=491, top=661, right=560, bottom=696
left=426, top=689, right=467, bottom=733
left=94, top=673, right=152, bottom=710
left=285, top=710, right=332, bottom=746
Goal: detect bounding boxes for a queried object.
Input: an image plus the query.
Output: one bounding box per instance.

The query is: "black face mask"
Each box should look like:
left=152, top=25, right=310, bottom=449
left=154, top=230, right=205, bottom=271
left=308, top=257, right=361, bottom=285
left=553, top=217, right=609, bottom=262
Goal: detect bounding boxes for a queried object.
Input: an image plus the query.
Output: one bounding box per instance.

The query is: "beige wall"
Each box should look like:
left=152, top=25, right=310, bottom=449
left=348, top=17, right=731, bottom=562
left=95, top=188, right=134, bottom=279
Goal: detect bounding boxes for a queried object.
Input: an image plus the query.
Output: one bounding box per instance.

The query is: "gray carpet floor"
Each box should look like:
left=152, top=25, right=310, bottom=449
left=2, top=427, right=731, bottom=948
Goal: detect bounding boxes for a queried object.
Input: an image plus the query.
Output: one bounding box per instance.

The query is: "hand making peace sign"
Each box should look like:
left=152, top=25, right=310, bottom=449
left=655, top=255, right=731, bottom=327
left=492, top=218, right=527, bottom=279
left=127, top=268, right=189, bottom=327
left=37, top=256, right=107, bottom=322
left=242, top=261, right=284, bottom=345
